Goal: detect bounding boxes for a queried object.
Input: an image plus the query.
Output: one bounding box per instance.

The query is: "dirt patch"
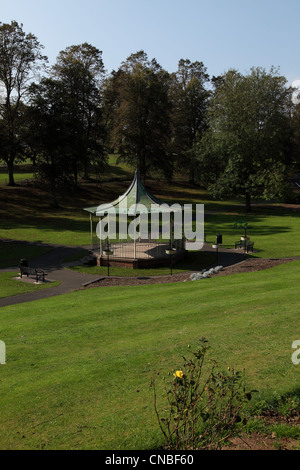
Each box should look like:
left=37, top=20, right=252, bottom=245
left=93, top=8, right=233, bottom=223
left=223, top=433, right=298, bottom=450
left=224, top=414, right=299, bottom=450
left=83, top=258, right=293, bottom=288
left=215, top=257, right=293, bottom=277
left=83, top=272, right=191, bottom=288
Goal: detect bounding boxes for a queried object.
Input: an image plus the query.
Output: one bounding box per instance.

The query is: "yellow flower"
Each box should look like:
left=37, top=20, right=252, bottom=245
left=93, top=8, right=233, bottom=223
left=174, top=370, right=184, bottom=379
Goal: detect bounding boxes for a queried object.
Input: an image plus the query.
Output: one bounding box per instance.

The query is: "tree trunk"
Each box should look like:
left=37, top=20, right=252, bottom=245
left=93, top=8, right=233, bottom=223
left=50, top=178, right=59, bottom=208
left=31, top=152, right=37, bottom=166
left=245, top=193, right=251, bottom=212
left=74, top=163, right=78, bottom=187
left=188, top=168, right=195, bottom=185
left=84, top=166, right=89, bottom=180
left=7, top=158, right=16, bottom=186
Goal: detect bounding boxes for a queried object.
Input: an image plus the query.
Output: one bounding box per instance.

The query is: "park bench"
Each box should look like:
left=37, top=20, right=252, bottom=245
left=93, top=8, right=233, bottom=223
left=20, top=265, right=47, bottom=283
left=245, top=241, right=254, bottom=253
left=234, top=240, right=254, bottom=253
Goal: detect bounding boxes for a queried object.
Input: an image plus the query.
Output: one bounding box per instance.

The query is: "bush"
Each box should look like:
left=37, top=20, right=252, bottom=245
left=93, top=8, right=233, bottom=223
left=152, top=339, right=255, bottom=450
left=251, top=388, right=300, bottom=419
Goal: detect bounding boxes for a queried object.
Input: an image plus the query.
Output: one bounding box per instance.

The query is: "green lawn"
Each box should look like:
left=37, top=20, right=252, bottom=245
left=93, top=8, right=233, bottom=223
left=0, top=163, right=35, bottom=185
left=0, top=261, right=299, bottom=450
left=205, top=211, right=300, bottom=259
left=0, top=162, right=299, bottom=260
left=0, top=272, right=60, bottom=298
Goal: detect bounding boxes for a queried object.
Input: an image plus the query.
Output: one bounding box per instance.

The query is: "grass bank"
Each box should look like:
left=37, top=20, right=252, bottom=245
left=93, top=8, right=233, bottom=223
left=0, top=261, right=299, bottom=449
left=0, top=272, right=60, bottom=299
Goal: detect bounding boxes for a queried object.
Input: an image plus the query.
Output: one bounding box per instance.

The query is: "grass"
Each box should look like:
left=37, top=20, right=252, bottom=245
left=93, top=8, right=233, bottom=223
left=0, top=159, right=299, bottom=449
left=0, top=163, right=34, bottom=185
left=101, top=154, right=134, bottom=181
left=0, top=261, right=299, bottom=450
left=0, top=161, right=299, bottom=259
left=0, top=242, right=52, bottom=268
left=70, top=250, right=215, bottom=277
left=0, top=272, right=60, bottom=299
left=204, top=211, right=300, bottom=259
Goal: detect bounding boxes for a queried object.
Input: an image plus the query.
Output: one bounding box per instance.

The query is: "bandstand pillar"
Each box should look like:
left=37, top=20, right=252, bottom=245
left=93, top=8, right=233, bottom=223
left=90, top=214, right=93, bottom=250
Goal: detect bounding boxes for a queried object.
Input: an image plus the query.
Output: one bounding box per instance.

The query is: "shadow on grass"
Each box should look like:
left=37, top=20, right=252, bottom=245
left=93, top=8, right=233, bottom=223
left=205, top=212, right=294, bottom=237
left=0, top=241, right=52, bottom=268
left=1, top=174, right=299, bottom=256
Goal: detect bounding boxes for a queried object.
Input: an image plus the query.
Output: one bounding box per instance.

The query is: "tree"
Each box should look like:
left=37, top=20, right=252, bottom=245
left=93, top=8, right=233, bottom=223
left=194, top=67, right=293, bottom=211
left=106, top=51, right=172, bottom=180
left=28, top=78, right=73, bottom=207
left=0, top=21, right=47, bottom=185
left=169, top=59, right=210, bottom=182
left=51, top=43, right=106, bottom=183
left=289, top=101, right=300, bottom=175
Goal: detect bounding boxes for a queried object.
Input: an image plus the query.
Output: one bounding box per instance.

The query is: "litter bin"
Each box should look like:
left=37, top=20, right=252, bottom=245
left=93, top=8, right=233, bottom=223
left=216, top=234, right=222, bottom=245
left=20, top=259, right=28, bottom=267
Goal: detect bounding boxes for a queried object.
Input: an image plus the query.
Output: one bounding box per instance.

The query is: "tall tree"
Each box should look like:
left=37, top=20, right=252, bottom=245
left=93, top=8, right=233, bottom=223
left=194, top=67, right=293, bottom=211
left=28, top=78, right=71, bottom=207
left=51, top=43, right=106, bottom=184
left=0, top=21, right=47, bottom=185
left=169, top=59, right=210, bottom=182
left=106, top=51, right=172, bottom=180
left=289, top=101, right=300, bottom=175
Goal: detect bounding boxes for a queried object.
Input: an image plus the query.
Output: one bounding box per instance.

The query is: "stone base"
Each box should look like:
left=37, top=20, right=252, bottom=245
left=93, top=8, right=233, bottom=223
left=96, top=250, right=187, bottom=269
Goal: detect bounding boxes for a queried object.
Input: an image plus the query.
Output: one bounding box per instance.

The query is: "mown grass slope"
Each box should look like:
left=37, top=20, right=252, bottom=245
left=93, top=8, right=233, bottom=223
left=0, top=261, right=299, bottom=450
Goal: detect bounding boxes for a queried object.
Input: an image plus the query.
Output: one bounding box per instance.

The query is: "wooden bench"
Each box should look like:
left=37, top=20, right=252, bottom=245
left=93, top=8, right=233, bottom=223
left=235, top=240, right=243, bottom=249
left=20, top=266, right=47, bottom=282
left=234, top=240, right=254, bottom=252
left=245, top=241, right=254, bottom=253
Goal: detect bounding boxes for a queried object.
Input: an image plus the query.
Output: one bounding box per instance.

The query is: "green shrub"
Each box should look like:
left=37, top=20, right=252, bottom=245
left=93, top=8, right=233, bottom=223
left=250, top=388, right=300, bottom=419
left=152, top=339, right=255, bottom=450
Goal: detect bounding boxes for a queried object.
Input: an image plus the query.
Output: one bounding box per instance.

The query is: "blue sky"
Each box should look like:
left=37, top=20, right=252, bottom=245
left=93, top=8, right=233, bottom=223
left=1, top=0, right=299, bottom=85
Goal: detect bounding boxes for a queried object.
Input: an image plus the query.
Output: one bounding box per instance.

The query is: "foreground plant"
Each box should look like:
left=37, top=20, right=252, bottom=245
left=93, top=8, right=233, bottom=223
left=152, top=339, right=255, bottom=450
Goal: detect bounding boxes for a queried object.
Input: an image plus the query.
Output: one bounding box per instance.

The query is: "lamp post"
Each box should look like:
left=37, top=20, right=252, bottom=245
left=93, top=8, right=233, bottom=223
left=212, top=232, right=222, bottom=265
left=103, top=243, right=113, bottom=277
left=212, top=243, right=219, bottom=265
left=244, top=223, right=248, bottom=255
left=240, top=223, right=248, bottom=255
left=165, top=248, right=177, bottom=275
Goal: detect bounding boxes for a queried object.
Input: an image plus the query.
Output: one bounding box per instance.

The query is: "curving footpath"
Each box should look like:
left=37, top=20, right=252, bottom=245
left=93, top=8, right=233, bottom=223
left=0, top=244, right=101, bottom=308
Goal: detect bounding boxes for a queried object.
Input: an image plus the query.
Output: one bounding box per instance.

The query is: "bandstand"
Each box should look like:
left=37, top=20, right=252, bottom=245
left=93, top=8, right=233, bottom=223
left=83, top=171, right=187, bottom=269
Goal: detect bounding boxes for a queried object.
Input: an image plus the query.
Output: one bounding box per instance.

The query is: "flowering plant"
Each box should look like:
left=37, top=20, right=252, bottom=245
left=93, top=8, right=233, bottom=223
left=152, top=339, right=254, bottom=450
left=174, top=370, right=184, bottom=379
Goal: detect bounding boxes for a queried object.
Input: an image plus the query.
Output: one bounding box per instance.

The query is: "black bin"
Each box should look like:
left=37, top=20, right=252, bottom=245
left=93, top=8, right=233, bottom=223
left=216, top=234, right=222, bottom=245
left=20, top=259, right=28, bottom=267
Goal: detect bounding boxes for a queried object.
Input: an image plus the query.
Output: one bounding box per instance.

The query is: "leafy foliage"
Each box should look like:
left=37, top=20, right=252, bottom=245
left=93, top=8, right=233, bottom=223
left=194, top=67, right=294, bottom=210
left=169, top=59, right=210, bottom=182
left=152, top=339, right=255, bottom=450
left=104, top=51, right=172, bottom=179
left=0, top=21, right=47, bottom=185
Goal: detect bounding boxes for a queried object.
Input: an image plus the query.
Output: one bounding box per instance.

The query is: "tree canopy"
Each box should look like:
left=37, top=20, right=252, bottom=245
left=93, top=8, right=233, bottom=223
left=27, top=43, right=107, bottom=204
left=0, top=20, right=299, bottom=209
left=193, top=67, right=294, bottom=210
left=0, top=21, right=47, bottom=185
left=169, top=59, right=210, bottom=182
left=105, top=51, right=172, bottom=180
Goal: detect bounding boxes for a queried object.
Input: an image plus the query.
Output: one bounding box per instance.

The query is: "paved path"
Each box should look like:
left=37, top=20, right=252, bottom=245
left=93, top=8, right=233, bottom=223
left=0, top=244, right=101, bottom=308
left=0, top=242, right=248, bottom=308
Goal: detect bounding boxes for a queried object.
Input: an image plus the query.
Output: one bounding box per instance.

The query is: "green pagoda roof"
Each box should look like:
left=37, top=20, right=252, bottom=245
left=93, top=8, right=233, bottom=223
left=84, top=171, right=172, bottom=216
